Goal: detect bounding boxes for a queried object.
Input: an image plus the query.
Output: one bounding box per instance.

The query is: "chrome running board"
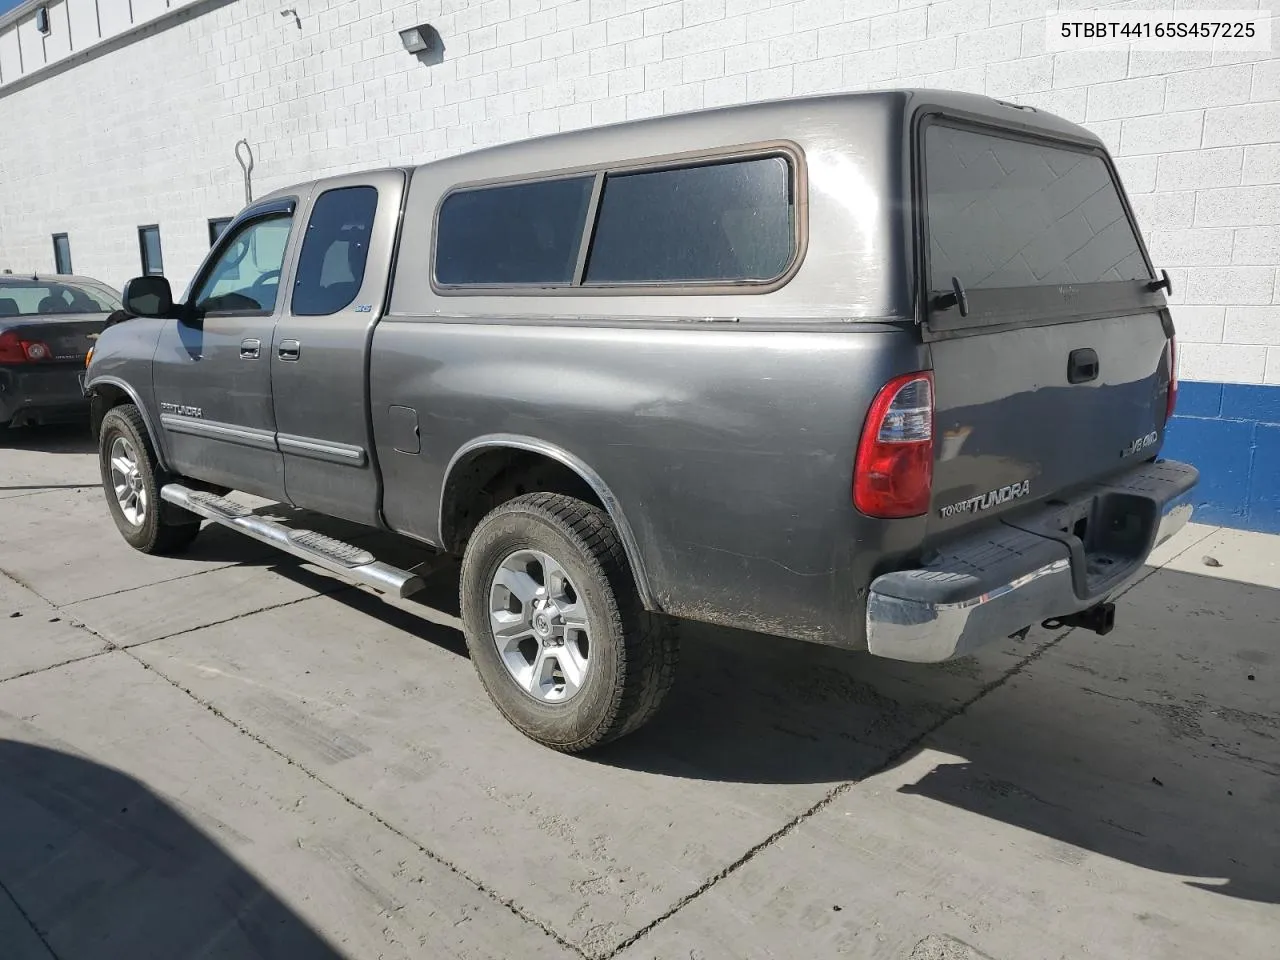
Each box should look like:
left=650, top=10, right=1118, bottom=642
left=160, top=484, right=425, bottom=598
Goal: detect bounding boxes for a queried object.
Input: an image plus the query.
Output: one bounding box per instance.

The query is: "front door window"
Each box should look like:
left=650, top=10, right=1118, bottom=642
left=192, top=214, right=293, bottom=314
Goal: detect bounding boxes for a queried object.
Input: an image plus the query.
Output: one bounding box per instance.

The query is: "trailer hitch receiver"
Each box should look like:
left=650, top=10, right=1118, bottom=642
left=1043, top=601, right=1116, bottom=636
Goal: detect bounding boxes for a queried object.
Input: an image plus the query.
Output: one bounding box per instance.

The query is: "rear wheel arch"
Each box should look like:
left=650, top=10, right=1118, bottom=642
left=438, top=436, right=658, bottom=611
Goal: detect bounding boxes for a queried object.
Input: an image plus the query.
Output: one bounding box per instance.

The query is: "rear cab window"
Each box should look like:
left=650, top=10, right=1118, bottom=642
left=0, top=280, right=120, bottom=317
left=919, top=119, right=1155, bottom=332
left=432, top=149, right=799, bottom=293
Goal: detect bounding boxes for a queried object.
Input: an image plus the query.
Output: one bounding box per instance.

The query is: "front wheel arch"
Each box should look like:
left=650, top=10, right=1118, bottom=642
left=89, top=379, right=169, bottom=470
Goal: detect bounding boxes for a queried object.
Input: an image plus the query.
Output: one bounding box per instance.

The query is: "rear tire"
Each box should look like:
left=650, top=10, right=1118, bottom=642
left=460, top=492, right=678, bottom=752
left=98, top=404, right=201, bottom=554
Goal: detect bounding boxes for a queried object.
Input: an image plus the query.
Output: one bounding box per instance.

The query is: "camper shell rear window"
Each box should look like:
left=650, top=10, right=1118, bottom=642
left=919, top=118, right=1157, bottom=332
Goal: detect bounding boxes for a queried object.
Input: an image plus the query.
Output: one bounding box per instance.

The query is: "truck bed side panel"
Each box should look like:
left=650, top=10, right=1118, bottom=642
left=370, top=320, right=927, bottom=646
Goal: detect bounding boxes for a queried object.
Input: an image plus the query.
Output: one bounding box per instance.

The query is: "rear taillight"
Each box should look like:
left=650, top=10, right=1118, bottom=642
left=1165, top=337, right=1178, bottom=424
left=0, top=331, right=53, bottom=364
left=854, top=371, right=935, bottom=519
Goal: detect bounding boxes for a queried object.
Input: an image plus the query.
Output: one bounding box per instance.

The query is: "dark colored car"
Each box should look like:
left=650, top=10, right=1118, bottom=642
left=86, top=90, right=1196, bottom=751
left=0, top=273, right=121, bottom=427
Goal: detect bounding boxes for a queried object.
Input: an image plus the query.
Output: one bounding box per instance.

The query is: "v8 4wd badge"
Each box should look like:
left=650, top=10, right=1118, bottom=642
left=1121, top=431, right=1158, bottom=459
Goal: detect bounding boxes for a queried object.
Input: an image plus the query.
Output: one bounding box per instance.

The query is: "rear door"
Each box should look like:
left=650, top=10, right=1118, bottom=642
left=152, top=196, right=304, bottom=499
left=918, top=118, right=1175, bottom=538
left=270, top=169, right=406, bottom=525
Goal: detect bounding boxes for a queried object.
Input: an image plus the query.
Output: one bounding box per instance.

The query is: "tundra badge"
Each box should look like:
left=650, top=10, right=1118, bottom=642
left=160, top=402, right=203, bottom=418
left=940, top=480, right=1031, bottom=518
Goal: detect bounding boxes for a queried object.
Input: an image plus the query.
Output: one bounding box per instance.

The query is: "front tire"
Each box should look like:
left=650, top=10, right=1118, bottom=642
left=460, top=493, right=678, bottom=752
left=98, top=404, right=201, bottom=554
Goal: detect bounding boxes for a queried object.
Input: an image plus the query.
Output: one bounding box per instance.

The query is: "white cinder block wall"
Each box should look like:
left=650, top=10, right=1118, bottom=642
left=1, top=0, right=1278, bottom=386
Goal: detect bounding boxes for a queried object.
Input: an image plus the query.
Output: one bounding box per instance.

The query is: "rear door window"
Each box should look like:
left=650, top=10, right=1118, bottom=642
left=924, top=124, right=1149, bottom=293
left=435, top=177, right=595, bottom=287
left=584, top=156, right=794, bottom=285
left=292, top=186, right=379, bottom=316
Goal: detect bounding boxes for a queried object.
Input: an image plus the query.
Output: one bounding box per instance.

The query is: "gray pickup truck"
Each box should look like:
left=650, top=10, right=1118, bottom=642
left=86, top=90, right=1197, bottom=752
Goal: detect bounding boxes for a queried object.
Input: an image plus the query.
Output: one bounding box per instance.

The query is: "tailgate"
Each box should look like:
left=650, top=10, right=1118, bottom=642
left=918, top=117, right=1174, bottom=537
left=929, top=313, right=1172, bottom=537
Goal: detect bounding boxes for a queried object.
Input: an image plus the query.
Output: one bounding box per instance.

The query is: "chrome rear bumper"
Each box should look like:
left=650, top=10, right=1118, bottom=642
left=866, top=460, right=1198, bottom=663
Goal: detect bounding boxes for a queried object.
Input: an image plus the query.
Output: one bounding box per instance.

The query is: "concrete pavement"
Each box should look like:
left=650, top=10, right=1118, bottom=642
left=0, top=424, right=1276, bottom=960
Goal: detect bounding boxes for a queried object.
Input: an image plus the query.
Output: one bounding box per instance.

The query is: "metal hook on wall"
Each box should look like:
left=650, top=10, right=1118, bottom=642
left=234, top=139, right=255, bottom=205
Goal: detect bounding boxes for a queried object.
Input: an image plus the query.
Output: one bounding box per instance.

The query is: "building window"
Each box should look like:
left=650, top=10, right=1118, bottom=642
left=292, top=186, right=379, bottom=316
left=208, top=217, right=234, bottom=246
left=138, top=225, right=164, bottom=276
left=435, top=176, right=595, bottom=287
left=52, top=234, right=72, bottom=275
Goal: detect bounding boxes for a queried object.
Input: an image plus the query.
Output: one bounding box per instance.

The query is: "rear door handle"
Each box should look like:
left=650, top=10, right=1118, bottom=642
left=1068, top=347, right=1099, bottom=384
left=240, top=338, right=260, bottom=360
left=278, top=339, right=301, bottom=362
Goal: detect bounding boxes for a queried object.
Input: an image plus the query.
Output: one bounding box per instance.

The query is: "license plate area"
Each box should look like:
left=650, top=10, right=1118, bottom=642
left=1008, top=490, right=1158, bottom=599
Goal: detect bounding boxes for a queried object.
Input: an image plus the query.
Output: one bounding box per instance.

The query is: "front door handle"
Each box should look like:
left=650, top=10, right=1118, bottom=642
left=278, top=339, right=301, bottom=362
left=240, top=338, right=260, bottom=360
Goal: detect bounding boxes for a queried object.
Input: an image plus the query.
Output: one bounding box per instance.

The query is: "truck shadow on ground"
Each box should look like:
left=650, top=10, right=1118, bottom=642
left=0, top=422, right=96, bottom=456
left=590, top=564, right=1279, bottom=906
left=313, top=539, right=1279, bottom=908
left=0, top=739, right=341, bottom=959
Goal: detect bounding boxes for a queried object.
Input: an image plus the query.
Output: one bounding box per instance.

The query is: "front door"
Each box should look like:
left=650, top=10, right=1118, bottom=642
left=270, top=170, right=406, bottom=525
left=151, top=196, right=305, bottom=499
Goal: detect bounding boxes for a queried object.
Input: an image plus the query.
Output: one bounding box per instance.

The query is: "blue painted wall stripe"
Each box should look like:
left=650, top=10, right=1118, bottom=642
left=1163, top=381, right=1280, bottom=535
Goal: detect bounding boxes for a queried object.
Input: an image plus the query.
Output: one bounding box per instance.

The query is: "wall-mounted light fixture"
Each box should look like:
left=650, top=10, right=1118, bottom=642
left=398, top=24, right=438, bottom=55
left=35, top=6, right=51, bottom=35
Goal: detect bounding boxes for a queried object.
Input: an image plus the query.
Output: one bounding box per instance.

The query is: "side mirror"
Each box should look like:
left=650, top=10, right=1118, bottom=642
left=121, top=276, right=175, bottom=318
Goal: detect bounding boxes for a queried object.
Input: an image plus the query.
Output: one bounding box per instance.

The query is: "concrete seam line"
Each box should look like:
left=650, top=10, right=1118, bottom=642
left=0, top=874, right=61, bottom=960
left=0, top=647, right=115, bottom=686
left=136, top=589, right=345, bottom=645
left=0, top=566, right=328, bottom=689
left=79, top=575, right=352, bottom=647
left=1153, top=526, right=1218, bottom=567
left=602, top=627, right=1079, bottom=959
left=55, top=563, right=247, bottom=606
left=123, top=651, right=593, bottom=960
left=0, top=558, right=241, bottom=606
